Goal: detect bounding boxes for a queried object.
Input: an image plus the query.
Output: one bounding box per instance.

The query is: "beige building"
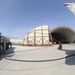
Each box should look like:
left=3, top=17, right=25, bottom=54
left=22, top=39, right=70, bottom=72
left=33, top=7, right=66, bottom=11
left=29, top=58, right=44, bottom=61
left=23, top=25, right=75, bottom=46
left=23, top=25, right=52, bottom=46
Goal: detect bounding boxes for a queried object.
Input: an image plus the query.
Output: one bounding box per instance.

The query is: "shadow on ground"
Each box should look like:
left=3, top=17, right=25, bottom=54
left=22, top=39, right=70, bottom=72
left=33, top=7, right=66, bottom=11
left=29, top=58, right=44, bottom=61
left=0, top=47, right=15, bottom=61
left=61, top=49, right=75, bottom=65
left=6, top=47, right=15, bottom=58
left=0, top=54, right=3, bottom=60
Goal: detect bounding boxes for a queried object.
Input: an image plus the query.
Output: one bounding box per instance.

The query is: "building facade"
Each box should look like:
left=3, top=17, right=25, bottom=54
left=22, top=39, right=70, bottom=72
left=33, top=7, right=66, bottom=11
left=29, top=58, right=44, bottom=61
left=23, top=25, right=75, bottom=46
left=23, top=25, right=52, bottom=46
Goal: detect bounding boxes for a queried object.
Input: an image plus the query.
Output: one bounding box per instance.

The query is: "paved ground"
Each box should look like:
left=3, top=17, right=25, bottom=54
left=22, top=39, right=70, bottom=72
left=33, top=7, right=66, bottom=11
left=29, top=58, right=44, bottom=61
left=0, top=44, right=75, bottom=75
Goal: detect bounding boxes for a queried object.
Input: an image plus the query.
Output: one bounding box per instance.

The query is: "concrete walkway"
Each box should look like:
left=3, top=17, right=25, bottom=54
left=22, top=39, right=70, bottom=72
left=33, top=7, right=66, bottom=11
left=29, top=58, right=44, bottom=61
left=0, top=44, right=75, bottom=75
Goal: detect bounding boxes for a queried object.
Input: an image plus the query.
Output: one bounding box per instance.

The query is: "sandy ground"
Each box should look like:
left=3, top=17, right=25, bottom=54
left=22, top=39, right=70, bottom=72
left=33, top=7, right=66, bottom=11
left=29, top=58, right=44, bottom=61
left=0, top=44, right=75, bottom=75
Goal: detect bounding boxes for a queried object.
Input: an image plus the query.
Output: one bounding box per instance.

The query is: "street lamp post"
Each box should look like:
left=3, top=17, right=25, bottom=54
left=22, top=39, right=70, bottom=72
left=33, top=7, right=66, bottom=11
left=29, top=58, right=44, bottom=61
left=0, top=33, right=1, bottom=50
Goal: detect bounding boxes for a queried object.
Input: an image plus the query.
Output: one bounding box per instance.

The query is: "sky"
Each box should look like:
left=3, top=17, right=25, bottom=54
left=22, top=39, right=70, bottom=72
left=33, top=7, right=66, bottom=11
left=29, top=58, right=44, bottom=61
left=0, top=0, right=75, bottom=39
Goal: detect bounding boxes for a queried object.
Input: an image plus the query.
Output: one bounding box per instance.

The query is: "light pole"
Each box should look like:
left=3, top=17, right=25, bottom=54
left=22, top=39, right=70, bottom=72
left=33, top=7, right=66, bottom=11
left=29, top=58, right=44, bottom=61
left=0, top=33, right=1, bottom=50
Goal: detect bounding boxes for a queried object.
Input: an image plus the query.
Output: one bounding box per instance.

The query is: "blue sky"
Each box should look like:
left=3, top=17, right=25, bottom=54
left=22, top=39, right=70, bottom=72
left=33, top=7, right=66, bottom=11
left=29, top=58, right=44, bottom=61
left=0, top=0, right=75, bottom=39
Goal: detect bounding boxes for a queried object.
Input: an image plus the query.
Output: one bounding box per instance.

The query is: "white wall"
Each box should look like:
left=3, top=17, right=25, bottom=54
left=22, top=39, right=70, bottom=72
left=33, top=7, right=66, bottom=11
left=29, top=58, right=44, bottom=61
left=10, top=39, right=23, bottom=44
